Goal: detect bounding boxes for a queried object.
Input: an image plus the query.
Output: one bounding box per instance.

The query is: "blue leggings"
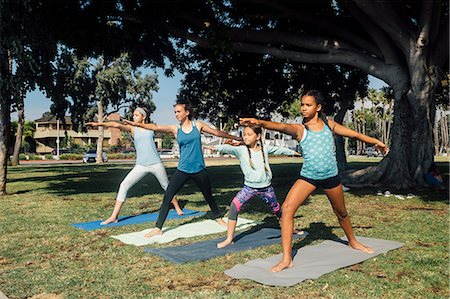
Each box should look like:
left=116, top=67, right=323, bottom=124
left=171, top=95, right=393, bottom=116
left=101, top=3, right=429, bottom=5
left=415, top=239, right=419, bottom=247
left=228, top=185, right=281, bottom=221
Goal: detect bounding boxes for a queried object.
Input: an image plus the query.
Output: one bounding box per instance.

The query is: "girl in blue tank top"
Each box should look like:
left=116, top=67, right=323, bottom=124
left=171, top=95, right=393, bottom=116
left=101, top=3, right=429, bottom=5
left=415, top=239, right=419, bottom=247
left=124, top=99, right=242, bottom=238
left=86, top=107, right=183, bottom=225
left=240, top=90, right=388, bottom=273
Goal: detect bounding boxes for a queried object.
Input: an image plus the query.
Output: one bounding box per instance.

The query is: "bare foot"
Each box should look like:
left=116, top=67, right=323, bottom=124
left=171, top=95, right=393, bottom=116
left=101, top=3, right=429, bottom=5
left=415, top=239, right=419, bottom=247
left=270, top=259, right=293, bottom=272
left=144, top=228, right=162, bottom=238
left=293, top=228, right=306, bottom=235
left=100, top=217, right=118, bottom=225
left=349, top=240, right=374, bottom=254
left=217, top=238, right=234, bottom=248
left=215, top=218, right=227, bottom=227
left=174, top=206, right=184, bottom=216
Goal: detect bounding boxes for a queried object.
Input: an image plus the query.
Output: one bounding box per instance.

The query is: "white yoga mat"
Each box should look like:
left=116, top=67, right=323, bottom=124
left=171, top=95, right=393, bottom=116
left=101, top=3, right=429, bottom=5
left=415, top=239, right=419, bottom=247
left=111, top=217, right=258, bottom=246
left=224, top=236, right=404, bottom=287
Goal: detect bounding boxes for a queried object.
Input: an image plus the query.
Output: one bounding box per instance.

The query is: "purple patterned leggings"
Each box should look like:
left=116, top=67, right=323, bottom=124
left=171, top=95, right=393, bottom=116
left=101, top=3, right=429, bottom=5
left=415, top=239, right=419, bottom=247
left=228, top=185, right=281, bottom=220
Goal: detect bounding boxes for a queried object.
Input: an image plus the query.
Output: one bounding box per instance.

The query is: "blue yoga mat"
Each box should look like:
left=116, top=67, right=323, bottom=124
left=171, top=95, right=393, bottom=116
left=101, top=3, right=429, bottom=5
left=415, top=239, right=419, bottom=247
left=71, top=209, right=205, bottom=231
left=144, top=228, right=308, bottom=264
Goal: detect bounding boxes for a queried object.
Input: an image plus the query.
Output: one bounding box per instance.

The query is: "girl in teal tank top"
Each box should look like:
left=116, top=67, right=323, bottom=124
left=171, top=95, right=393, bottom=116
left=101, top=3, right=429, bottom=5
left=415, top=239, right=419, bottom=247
left=240, top=90, right=388, bottom=273
left=124, top=99, right=242, bottom=238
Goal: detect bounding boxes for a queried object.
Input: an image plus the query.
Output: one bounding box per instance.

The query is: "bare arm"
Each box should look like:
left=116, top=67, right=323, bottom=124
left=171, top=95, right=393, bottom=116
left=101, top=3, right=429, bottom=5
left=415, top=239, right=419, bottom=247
left=86, top=121, right=132, bottom=132
left=240, top=118, right=304, bottom=141
left=328, top=119, right=389, bottom=154
left=197, top=121, right=243, bottom=141
left=123, top=120, right=178, bottom=136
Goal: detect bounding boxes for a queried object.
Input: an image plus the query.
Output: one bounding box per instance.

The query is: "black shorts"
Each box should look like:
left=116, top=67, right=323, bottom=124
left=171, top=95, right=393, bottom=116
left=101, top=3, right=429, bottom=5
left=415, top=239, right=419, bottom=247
left=299, top=175, right=341, bottom=190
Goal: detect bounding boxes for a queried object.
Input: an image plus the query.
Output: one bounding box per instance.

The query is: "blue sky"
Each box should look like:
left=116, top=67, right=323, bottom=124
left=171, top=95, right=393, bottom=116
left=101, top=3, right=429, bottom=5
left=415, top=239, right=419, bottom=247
left=16, top=71, right=387, bottom=125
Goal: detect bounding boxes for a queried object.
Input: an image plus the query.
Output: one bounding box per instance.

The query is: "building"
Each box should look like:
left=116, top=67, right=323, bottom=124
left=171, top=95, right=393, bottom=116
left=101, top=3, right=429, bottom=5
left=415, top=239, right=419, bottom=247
left=33, top=114, right=122, bottom=154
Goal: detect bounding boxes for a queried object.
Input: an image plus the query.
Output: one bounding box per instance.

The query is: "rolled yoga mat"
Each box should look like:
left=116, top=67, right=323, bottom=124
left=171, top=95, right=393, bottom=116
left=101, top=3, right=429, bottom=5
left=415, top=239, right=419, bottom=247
left=224, top=236, right=404, bottom=287
left=111, top=217, right=258, bottom=246
left=144, top=227, right=308, bottom=264
left=71, top=209, right=205, bottom=231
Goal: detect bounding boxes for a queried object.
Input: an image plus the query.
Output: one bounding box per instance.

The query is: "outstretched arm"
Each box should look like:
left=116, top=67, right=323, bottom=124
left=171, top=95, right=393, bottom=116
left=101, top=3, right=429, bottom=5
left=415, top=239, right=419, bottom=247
left=329, top=119, right=389, bottom=154
left=123, top=120, right=177, bottom=136
left=240, top=118, right=304, bottom=141
left=197, top=121, right=243, bottom=141
left=86, top=121, right=132, bottom=132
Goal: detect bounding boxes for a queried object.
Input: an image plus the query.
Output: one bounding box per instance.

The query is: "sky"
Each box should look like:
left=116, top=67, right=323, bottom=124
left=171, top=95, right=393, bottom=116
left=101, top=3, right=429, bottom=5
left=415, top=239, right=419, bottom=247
left=15, top=71, right=387, bottom=125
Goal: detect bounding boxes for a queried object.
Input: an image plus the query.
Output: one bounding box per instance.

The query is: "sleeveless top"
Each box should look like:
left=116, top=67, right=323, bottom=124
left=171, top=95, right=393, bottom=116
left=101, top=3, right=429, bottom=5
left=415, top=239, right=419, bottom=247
left=133, top=126, right=162, bottom=166
left=177, top=121, right=206, bottom=173
left=299, top=122, right=338, bottom=180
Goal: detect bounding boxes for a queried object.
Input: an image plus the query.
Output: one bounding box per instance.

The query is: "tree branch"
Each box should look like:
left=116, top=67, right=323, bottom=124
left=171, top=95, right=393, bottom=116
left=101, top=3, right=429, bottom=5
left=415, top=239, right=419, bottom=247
left=342, top=0, right=400, bottom=65
left=250, top=0, right=383, bottom=58
left=418, top=0, right=434, bottom=47
left=227, top=29, right=361, bottom=54
left=351, top=0, right=414, bottom=56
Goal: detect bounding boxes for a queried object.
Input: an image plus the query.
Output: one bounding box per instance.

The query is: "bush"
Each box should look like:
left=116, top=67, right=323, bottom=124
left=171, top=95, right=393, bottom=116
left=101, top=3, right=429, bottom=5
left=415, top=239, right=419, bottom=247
left=60, top=154, right=83, bottom=160
left=19, top=153, right=27, bottom=160
left=44, top=154, right=53, bottom=160
left=108, top=153, right=136, bottom=159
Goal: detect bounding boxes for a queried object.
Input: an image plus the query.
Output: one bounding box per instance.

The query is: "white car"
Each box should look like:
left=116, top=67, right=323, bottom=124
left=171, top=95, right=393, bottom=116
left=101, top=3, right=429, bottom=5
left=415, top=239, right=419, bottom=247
left=158, top=150, right=175, bottom=159
left=83, top=149, right=108, bottom=163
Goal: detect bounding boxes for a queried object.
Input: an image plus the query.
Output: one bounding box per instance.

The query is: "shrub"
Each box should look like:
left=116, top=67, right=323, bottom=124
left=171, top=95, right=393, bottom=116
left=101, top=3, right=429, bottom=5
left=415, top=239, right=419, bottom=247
left=108, top=153, right=136, bottom=159
left=60, top=154, right=83, bottom=160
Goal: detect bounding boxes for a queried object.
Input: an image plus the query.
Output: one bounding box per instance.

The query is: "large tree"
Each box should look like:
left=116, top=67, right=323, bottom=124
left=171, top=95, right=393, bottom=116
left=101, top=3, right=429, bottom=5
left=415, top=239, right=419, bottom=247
left=9, top=0, right=450, bottom=190
left=0, top=0, right=58, bottom=193
left=109, top=0, right=446, bottom=189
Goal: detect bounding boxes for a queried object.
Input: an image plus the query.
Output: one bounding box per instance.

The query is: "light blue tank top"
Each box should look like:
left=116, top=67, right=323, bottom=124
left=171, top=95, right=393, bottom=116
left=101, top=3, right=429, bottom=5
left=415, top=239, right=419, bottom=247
left=133, top=127, right=162, bottom=166
left=177, top=121, right=206, bottom=173
left=300, top=123, right=338, bottom=180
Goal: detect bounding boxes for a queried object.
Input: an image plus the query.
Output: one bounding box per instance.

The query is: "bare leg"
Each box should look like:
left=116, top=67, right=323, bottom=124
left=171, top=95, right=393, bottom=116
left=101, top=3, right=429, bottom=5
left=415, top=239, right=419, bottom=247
left=217, top=219, right=236, bottom=248
left=100, top=200, right=124, bottom=225
left=324, top=184, right=374, bottom=254
left=144, top=227, right=163, bottom=238
left=271, top=180, right=316, bottom=272
left=171, top=196, right=184, bottom=215
left=215, top=217, right=227, bottom=226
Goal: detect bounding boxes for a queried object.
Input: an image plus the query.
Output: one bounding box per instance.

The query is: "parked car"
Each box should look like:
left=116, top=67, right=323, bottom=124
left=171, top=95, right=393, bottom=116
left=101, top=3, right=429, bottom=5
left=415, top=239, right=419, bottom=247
left=365, top=146, right=382, bottom=157
left=51, top=148, right=71, bottom=155
left=158, top=149, right=175, bottom=159
left=83, top=149, right=108, bottom=163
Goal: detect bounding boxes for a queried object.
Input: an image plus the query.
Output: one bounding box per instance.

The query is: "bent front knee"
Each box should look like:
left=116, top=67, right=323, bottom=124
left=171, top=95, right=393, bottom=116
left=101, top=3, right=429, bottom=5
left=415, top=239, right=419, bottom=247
left=334, top=208, right=349, bottom=220
left=281, top=203, right=297, bottom=217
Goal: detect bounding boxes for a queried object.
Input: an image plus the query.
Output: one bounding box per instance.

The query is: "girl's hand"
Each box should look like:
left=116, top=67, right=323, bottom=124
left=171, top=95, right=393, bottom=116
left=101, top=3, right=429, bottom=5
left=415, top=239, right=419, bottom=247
left=123, top=119, right=137, bottom=126
left=85, top=122, right=98, bottom=127
left=375, top=142, right=389, bottom=155
left=225, top=139, right=243, bottom=146
left=239, top=118, right=260, bottom=126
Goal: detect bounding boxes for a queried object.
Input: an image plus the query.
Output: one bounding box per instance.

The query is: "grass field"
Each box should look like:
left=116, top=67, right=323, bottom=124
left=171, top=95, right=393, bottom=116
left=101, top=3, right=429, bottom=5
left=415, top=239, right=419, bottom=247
left=0, top=157, right=448, bottom=298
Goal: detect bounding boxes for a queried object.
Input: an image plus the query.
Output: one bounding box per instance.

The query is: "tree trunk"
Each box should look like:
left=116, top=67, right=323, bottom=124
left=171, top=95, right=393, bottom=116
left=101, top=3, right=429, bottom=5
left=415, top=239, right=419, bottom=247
left=440, top=115, right=449, bottom=155
left=0, top=0, right=11, bottom=194
left=11, top=96, right=24, bottom=166
left=344, top=62, right=439, bottom=190
left=334, top=102, right=350, bottom=173
left=434, top=114, right=439, bottom=155
left=96, top=100, right=104, bottom=163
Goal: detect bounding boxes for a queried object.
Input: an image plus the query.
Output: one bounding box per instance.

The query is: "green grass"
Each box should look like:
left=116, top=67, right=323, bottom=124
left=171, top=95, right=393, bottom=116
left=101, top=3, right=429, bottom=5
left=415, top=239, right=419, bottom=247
left=0, top=158, right=448, bottom=298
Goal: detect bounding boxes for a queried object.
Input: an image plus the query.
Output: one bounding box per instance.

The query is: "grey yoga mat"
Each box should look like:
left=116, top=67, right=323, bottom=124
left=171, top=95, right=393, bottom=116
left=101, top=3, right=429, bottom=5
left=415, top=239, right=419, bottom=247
left=144, top=228, right=308, bottom=264
left=224, top=236, right=404, bottom=287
